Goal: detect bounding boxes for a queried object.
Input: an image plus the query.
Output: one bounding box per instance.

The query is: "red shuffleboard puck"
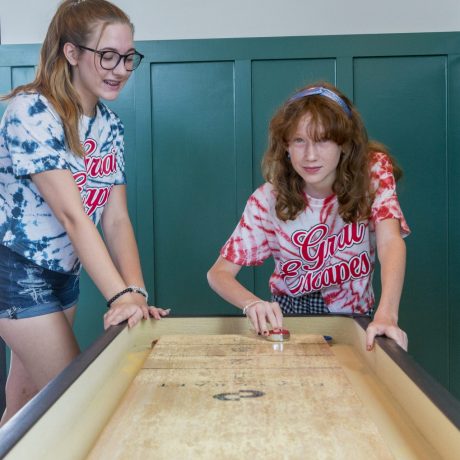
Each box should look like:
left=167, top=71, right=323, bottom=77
left=266, top=328, right=290, bottom=342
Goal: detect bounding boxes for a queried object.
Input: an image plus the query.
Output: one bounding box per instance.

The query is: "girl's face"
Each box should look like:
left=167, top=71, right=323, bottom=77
left=70, top=23, right=134, bottom=116
left=287, top=113, right=342, bottom=199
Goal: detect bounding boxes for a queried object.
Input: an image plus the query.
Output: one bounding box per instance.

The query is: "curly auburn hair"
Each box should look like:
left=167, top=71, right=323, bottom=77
left=262, top=82, right=401, bottom=223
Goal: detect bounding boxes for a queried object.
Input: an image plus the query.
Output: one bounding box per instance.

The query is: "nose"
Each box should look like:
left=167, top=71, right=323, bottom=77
left=112, top=59, right=130, bottom=77
left=303, top=142, right=318, bottom=161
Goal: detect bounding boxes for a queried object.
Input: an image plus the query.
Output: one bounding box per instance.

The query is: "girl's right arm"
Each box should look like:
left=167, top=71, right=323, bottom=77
left=31, top=168, right=147, bottom=329
left=207, top=256, right=283, bottom=334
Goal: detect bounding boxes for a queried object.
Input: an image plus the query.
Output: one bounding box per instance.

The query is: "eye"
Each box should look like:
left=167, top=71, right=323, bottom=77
left=292, top=137, right=305, bottom=144
left=101, top=51, right=118, bottom=62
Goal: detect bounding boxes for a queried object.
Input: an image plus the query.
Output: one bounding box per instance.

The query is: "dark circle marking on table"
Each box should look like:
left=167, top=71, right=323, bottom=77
left=213, top=389, right=265, bottom=401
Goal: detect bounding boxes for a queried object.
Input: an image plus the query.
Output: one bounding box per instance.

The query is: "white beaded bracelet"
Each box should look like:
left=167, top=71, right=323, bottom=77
left=242, top=300, right=263, bottom=315
left=127, top=285, right=148, bottom=303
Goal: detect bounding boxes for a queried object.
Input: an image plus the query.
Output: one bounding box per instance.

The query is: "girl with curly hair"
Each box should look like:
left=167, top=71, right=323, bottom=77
left=208, top=82, right=409, bottom=351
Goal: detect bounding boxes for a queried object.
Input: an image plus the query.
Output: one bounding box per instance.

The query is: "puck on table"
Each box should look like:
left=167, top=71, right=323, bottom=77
left=266, top=328, right=290, bottom=342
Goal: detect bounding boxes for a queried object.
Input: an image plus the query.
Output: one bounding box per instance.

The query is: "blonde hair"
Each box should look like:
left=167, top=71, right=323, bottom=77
left=262, top=82, right=402, bottom=222
left=2, top=0, right=133, bottom=157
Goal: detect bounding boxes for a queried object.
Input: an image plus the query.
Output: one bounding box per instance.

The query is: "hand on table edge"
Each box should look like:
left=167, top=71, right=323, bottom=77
left=365, top=318, right=408, bottom=352
left=103, top=301, right=171, bottom=330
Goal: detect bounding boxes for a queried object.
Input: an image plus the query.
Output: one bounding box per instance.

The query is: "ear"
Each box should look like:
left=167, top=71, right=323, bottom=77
left=63, top=42, right=79, bottom=66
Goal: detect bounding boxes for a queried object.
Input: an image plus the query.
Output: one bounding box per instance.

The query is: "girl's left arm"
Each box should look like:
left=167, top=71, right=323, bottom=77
left=100, top=185, right=170, bottom=322
left=366, top=218, right=408, bottom=351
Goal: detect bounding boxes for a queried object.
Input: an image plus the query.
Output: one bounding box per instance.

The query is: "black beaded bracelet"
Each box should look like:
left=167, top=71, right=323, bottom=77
left=107, top=287, right=134, bottom=309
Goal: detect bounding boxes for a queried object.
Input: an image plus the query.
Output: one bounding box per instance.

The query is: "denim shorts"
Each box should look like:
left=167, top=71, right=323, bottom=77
left=0, top=245, right=79, bottom=319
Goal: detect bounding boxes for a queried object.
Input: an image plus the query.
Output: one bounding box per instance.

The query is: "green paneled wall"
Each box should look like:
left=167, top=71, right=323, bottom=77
left=0, top=33, right=459, bottom=398
left=354, top=56, right=450, bottom=382
left=150, top=62, right=238, bottom=314
left=448, top=53, right=460, bottom=401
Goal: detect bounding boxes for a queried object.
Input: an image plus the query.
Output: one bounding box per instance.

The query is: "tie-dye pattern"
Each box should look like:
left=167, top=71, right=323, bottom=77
left=221, top=152, right=410, bottom=314
left=0, top=92, right=126, bottom=274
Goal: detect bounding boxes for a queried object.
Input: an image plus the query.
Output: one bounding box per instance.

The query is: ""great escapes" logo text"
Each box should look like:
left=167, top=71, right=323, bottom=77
left=73, top=138, right=117, bottom=216
left=280, top=222, right=371, bottom=294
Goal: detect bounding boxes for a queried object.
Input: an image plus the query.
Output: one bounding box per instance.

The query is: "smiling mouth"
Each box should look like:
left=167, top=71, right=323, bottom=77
left=104, top=80, right=121, bottom=87
left=303, top=166, right=321, bottom=173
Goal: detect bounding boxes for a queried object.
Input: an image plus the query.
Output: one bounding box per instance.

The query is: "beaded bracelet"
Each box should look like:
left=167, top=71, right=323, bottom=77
left=107, top=287, right=134, bottom=308
left=107, top=286, right=149, bottom=309
left=128, top=285, right=148, bottom=303
left=242, top=299, right=264, bottom=315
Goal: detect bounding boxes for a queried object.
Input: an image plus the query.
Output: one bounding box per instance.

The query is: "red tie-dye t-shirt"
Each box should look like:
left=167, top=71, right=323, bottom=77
left=221, top=152, right=410, bottom=314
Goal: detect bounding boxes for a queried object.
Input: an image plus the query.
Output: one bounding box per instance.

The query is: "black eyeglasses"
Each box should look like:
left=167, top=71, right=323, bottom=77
left=77, top=45, right=144, bottom=71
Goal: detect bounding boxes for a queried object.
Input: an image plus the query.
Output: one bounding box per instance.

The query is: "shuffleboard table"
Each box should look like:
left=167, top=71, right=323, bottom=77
left=0, top=316, right=459, bottom=459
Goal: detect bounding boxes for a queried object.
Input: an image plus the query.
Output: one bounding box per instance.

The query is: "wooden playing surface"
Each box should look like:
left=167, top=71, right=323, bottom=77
left=87, top=333, right=395, bottom=459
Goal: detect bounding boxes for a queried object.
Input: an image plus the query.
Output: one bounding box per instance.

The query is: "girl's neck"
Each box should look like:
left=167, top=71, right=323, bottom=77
left=304, top=185, right=334, bottom=200
left=82, top=102, right=98, bottom=118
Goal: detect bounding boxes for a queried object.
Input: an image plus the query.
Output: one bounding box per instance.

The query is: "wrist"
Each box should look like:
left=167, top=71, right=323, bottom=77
left=130, top=291, right=148, bottom=306
left=242, top=299, right=263, bottom=315
left=107, top=286, right=148, bottom=308
left=127, top=285, right=148, bottom=303
left=374, top=307, right=398, bottom=324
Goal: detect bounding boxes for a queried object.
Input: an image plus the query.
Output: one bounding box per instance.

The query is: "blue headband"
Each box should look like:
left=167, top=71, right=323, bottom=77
left=288, top=86, right=352, bottom=118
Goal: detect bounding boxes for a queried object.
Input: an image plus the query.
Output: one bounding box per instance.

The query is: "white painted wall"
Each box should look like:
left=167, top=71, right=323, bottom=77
left=0, top=0, right=459, bottom=44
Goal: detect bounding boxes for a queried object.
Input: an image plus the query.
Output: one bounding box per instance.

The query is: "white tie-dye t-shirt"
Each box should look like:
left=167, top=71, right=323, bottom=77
left=221, top=152, right=410, bottom=314
left=0, top=92, right=126, bottom=274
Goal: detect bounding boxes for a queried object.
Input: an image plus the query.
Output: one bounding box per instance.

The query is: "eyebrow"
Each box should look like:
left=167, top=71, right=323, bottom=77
left=99, top=46, right=136, bottom=53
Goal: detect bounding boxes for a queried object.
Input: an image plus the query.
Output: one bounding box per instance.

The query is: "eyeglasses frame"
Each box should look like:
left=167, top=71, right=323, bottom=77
left=76, top=44, right=144, bottom=71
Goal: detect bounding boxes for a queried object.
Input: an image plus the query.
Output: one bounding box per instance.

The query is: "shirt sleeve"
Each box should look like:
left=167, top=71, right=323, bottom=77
left=220, top=186, right=274, bottom=266
left=370, top=152, right=410, bottom=236
left=3, top=94, right=69, bottom=177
